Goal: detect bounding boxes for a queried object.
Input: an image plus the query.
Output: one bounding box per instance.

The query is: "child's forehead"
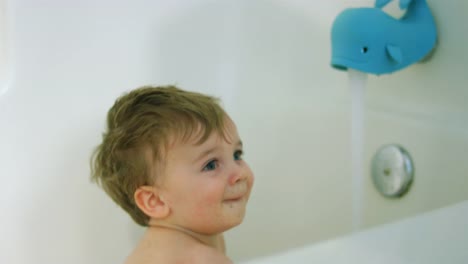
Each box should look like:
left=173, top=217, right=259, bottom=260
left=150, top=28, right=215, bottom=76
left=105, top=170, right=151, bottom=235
left=177, top=115, right=236, bottom=141
left=164, top=133, right=240, bottom=171
left=169, top=120, right=239, bottom=150
left=174, top=128, right=237, bottom=149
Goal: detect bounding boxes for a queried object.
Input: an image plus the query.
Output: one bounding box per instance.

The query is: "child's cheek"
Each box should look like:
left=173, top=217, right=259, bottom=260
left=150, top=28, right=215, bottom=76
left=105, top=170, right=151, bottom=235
left=246, top=168, right=255, bottom=189
left=194, top=188, right=221, bottom=211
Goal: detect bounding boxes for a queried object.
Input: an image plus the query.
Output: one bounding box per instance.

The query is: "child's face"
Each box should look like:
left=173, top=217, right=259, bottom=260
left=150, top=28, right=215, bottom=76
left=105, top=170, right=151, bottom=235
left=159, top=118, right=254, bottom=235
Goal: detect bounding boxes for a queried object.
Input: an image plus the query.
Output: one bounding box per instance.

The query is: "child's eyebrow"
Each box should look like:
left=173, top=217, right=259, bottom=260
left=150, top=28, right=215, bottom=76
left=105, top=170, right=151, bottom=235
left=193, top=140, right=243, bottom=163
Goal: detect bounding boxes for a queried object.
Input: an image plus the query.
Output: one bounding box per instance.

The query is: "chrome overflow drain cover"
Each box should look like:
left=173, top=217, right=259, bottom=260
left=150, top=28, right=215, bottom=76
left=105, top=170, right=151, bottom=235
left=371, top=144, right=414, bottom=198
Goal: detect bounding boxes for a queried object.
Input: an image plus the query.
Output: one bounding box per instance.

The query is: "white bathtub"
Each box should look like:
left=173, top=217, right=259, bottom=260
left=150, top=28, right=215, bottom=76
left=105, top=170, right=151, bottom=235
left=1, top=1, right=467, bottom=263
left=241, top=200, right=468, bottom=264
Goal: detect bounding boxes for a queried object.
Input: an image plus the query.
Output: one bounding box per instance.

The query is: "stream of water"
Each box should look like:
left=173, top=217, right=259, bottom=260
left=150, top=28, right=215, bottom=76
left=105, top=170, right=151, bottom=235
left=348, top=68, right=368, bottom=231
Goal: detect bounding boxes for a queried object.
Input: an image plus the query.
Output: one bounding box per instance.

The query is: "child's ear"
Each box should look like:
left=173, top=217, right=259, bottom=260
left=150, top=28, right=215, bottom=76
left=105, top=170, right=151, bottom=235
left=134, top=186, right=170, bottom=219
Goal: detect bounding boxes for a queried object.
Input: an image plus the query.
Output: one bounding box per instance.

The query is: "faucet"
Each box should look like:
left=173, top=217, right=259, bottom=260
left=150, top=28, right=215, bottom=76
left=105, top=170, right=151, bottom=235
left=330, top=0, right=437, bottom=75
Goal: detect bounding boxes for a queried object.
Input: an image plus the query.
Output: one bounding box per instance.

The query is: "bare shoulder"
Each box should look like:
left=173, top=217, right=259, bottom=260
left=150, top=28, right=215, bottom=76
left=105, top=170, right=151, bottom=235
left=123, top=241, right=164, bottom=264
left=123, top=228, right=232, bottom=264
left=124, top=248, right=232, bottom=264
left=189, top=244, right=234, bottom=264
left=123, top=250, right=157, bottom=264
left=123, top=240, right=232, bottom=264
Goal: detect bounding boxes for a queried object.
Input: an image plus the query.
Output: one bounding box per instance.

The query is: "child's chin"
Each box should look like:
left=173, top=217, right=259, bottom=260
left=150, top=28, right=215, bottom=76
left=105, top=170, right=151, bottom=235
left=231, top=210, right=246, bottom=226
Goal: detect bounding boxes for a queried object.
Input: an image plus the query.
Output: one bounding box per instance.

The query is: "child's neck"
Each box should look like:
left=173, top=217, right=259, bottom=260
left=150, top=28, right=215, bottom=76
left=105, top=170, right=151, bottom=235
left=148, top=220, right=225, bottom=253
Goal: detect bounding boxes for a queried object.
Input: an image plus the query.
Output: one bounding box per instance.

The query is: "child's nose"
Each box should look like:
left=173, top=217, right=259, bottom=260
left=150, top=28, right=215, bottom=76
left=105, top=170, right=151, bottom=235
left=228, top=163, right=247, bottom=185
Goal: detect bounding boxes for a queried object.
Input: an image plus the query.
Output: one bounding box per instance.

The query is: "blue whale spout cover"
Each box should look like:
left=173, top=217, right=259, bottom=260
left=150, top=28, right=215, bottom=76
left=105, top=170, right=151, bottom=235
left=331, top=0, right=437, bottom=75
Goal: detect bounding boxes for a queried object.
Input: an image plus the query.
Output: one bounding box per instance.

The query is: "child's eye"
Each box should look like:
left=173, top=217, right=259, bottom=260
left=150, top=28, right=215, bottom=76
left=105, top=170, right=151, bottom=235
left=234, top=150, right=243, bottom=161
left=203, top=160, right=218, bottom=171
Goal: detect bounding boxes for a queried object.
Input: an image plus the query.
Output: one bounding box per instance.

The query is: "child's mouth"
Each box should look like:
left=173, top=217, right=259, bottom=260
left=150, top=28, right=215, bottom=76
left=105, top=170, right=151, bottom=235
left=224, top=195, right=244, bottom=203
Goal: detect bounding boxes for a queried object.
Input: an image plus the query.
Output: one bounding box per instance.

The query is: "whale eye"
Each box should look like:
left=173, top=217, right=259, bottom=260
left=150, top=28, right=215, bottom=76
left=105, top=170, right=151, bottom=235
left=361, top=46, right=369, bottom=54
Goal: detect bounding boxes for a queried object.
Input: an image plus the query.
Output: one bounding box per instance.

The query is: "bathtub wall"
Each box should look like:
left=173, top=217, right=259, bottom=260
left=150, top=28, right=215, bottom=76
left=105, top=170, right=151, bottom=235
left=0, top=1, right=466, bottom=264
left=228, top=0, right=468, bottom=261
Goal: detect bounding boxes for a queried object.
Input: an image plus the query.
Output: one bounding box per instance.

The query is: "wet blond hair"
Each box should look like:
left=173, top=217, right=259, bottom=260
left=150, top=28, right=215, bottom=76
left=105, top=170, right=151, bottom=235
left=90, top=85, right=227, bottom=226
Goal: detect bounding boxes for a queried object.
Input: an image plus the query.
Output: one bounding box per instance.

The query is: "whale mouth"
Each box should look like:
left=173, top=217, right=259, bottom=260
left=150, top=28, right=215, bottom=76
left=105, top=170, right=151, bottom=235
left=331, top=56, right=366, bottom=72
left=332, top=63, right=348, bottom=71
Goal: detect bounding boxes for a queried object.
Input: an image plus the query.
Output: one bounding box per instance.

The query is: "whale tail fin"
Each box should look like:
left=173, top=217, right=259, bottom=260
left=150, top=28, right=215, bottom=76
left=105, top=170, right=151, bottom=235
left=399, top=0, right=413, bottom=9
left=375, top=0, right=413, bottom=9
